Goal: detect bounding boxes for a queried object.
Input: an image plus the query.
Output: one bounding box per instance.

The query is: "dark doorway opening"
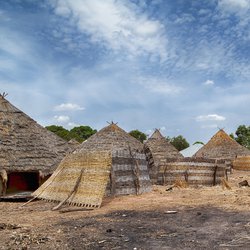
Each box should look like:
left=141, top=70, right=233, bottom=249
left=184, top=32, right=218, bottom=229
left=7, top=172, right=40, bottom=194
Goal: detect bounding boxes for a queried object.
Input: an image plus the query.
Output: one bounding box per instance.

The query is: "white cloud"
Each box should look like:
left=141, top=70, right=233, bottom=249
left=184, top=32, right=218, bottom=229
left=196, top=114, right=226, bottom=122
left=54, top=103, right=85, bottom=111
left=67, top=122, right=80, bottom=128
left=218, top=0, right=250, bottom=13
left=203, top=79, right=215, bottom=86
left=136, top=76, right=182, bottom=95
left=160, top=126, right=166, bottom=131
left=54, top=115, right=70, bottom=123
left=48, top=0, right=168, bottom=60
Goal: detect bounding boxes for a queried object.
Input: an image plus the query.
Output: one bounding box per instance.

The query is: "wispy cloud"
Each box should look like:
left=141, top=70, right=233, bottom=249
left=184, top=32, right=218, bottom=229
left=54, top=115, right=70, bottom=123
left=196, top=114, right=226, bottom=122
left=48, top=0, right=168, bottom=60
left=54, top=103, right=85, bottom=111
left=136, top=76, right=183, bottom=95
left=218, top=0, right=250, bottom=14
left=203, top=80, right=215, bottom=86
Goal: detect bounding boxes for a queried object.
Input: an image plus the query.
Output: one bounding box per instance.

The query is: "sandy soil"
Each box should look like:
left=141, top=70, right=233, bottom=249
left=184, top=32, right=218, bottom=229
left=0, top=170, right=249, bottom=250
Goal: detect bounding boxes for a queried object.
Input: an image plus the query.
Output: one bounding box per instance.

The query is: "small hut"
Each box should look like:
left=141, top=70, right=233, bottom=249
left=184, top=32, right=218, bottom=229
left=0, top=94, right=74, bottom=196
left=32, top=123, right=152, bottom=209
left=194, top=129, right=250, bottom=166
left=158, top=158, right=227, bottom=186
left=233, top=156, right=250, bottom=171
left=144, top=129, right=184, bottom=184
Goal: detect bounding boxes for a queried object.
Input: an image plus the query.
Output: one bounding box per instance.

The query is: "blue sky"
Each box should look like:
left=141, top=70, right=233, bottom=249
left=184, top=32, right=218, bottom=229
left=1, top=0, right=250, bottom=144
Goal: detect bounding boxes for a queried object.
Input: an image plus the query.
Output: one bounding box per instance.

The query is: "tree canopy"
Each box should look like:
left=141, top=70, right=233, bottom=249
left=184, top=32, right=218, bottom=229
left=129, top=129, right=147, bottom=143
left=232, top=125, right=250, bottom=149
left=46, top=125, right=70, bottom=141
left=168, top=135, right=189, bottom=151
left=46, top=125, right=97, bottom=143
left=69, top=126, right=97, bottom=143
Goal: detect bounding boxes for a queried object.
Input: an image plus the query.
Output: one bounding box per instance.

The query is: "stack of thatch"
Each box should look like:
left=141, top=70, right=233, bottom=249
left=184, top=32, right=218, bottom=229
left=194, top=129, right=250, bottom=161
left=33, top=123, right=152, bottom=209
left=0, top=94, right=73, bottom=176
left=144, top=129, right=184, bottom=184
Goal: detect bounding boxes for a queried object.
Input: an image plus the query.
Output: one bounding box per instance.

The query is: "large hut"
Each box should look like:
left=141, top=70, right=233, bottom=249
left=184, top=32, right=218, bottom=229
left=32, top=123, right=152, bottom=209
left=194, top=129, right=250, bottom=160
left=144, top=129, right=184, bottom=184
left=0, top=94, right=73, bottom=196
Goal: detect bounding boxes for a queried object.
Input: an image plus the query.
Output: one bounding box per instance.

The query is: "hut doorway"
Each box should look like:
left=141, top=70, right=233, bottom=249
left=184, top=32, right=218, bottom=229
left=7, top=172, right=40, bottom=194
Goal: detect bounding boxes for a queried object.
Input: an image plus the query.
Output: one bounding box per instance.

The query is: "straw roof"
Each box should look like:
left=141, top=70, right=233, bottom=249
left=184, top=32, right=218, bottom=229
left=144, top=129, right=184, bottom=184
left=194, top=129, right=250, bottom=160
left=144, top=129, right=184, bottom=162
left=33, top=123, right=152, bottom=208
left=77, top=123, right=144, bottom=153
left=0, top=94, right=73, bottom=175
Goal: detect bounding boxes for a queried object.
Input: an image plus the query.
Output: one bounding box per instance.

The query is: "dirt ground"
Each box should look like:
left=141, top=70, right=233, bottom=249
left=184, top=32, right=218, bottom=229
left=0, top=170, right=249, bottom=250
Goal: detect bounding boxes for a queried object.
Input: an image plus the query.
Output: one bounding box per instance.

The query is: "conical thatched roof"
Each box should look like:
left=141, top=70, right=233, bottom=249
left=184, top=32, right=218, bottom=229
left=33, top=123, right=152, bottom=209
left=194, top=129, right=250, bottom=160
left=77, top=123, right=144, bottom=153
left=0, top=94, right=73, bottom=175
left=144, top=129, right=184, bottom=184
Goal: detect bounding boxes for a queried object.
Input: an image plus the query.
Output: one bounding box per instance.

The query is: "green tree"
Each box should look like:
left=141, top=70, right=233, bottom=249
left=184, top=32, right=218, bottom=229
left=233, top=125, right=250, bottom=149
left=46, top=125, right=70, bottom=141
left=129, top=129, right=147, bottom=143
left=69, top=126, right=97, bottom=143
left=170, top=135, right=189, bottom=151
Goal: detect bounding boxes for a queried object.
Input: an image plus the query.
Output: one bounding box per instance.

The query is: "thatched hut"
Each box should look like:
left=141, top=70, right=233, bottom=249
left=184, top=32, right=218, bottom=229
left=32, top=123, right=152, bottom=209
left=194, top=129, right=250, bottom=161
left=144, top=129, right=184, bottom=184
left=0, top=94, right=74, bottom=195
left=158, top=158, right=227, bottom=186
left=233, top=156, right=250, bottom=171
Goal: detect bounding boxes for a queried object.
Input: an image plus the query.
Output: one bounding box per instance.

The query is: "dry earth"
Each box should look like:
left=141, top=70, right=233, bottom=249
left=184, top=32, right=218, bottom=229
left=0, top=170, right=249, bottom=250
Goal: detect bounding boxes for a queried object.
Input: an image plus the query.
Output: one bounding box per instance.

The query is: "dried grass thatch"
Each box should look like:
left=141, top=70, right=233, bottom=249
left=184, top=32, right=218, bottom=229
left=144, top=129, right=184, bottom=184
left=33, top=151, right=112, bottom=208
left=0, top=94, right=74, bottom=175
left=233, top=156, right=250, bottom=171
left=33, top=123, right=152, bottom=208
left=194, top=129, right=250, bottom=161
left=158, top=158, right=227, bottom=186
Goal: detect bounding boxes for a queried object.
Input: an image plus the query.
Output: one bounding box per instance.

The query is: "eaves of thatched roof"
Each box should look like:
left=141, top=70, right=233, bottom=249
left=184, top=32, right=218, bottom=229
left=0, top=95, right=74, bottom=174
left=194, top=129, right=250, bottom=160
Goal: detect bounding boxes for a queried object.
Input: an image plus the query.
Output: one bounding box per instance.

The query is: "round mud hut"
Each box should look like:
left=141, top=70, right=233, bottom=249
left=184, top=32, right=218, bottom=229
left=233, top=156, right=250, bottom=171
left=33, top=123, right=152, bottom=209
left=158, top=158, right=227, bottom=186
left=144, top=129, right=184, bottom=184
left=0, top=94, right=74, bottom=196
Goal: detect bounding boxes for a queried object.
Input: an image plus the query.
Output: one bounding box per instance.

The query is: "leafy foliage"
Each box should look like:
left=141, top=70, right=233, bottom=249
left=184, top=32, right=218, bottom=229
left=233, top=125, right=250, bottom=149
left=46, top=125, right=97, bottom=143
left=129, top=129, right=147, bottom=143
left=169, top=135, right=189, bottom=151
left=69, top=126, right=97, bottom=143
left=46, top=125, right=70, bottom=141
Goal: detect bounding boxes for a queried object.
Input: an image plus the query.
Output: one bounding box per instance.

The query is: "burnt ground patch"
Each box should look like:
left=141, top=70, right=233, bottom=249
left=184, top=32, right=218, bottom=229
left=59, top=206, right=250, bottom=250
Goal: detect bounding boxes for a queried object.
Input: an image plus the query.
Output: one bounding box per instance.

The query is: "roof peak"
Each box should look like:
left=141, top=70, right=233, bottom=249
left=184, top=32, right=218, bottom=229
left=149, top=129, right=164, bottom=139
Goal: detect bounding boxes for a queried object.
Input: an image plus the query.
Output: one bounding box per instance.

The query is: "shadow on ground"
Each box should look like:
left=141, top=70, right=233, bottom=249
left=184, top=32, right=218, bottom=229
left=58, top=206, right=250, bottom=250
